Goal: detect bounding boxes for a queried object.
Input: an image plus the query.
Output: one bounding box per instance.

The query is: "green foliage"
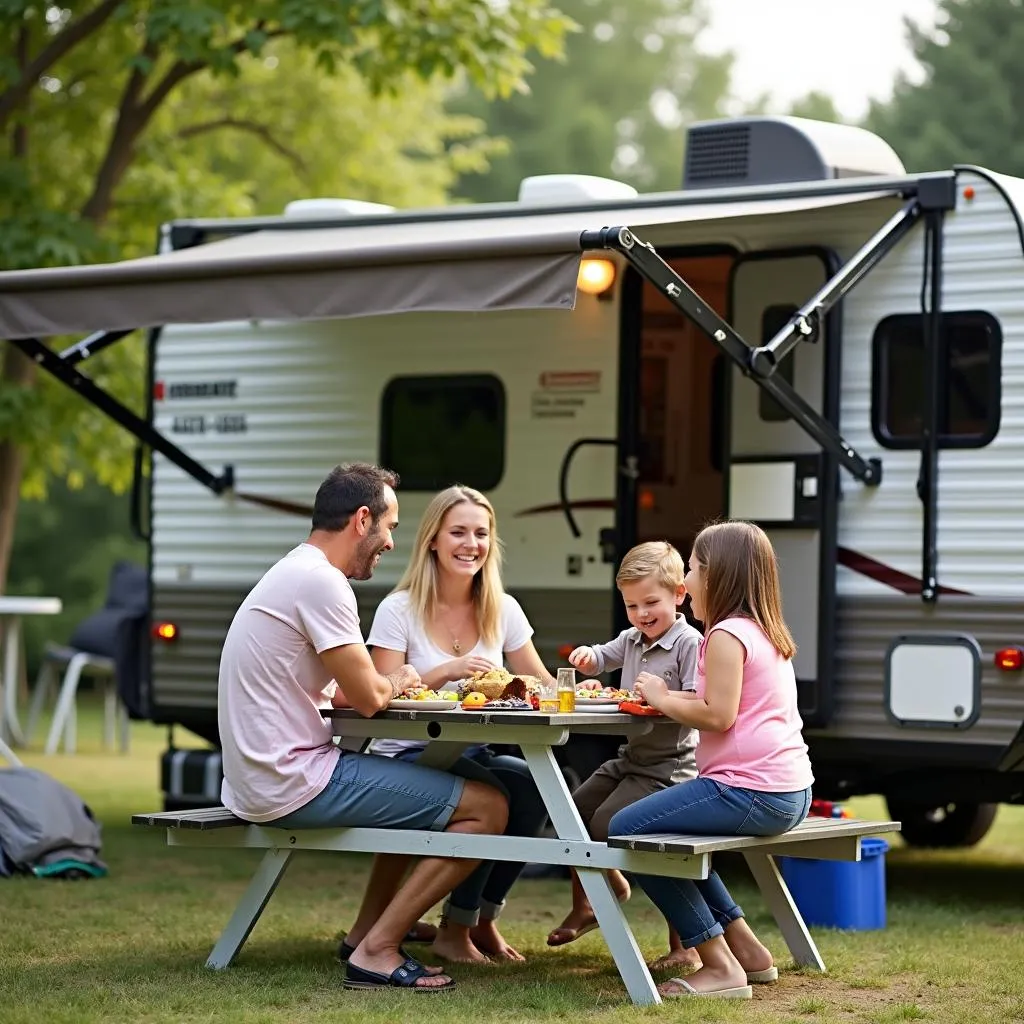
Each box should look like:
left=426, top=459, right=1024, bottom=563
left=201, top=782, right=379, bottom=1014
left=789, top=90, right=844, bottom=125
left=0, top=0, right=572, bottom=579
left=450, top=0, right=733, bottom=202
left=865, top=0, right=1024, bottom=174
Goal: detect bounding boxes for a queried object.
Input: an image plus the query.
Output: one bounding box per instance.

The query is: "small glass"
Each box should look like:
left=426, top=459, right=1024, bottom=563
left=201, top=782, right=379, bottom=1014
left=538, top=676, right=559, bottom=714
left=557, top=667, right=577, bottom=713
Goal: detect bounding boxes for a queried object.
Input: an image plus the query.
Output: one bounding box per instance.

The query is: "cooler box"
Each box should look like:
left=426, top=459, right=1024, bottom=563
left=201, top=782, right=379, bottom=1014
left=778, top=836, right=889, bottom=930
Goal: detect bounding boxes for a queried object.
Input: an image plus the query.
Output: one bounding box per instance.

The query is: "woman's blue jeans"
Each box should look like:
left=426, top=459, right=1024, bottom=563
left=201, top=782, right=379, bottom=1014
left=398, top=746, right=547, bottom=925
left=607, top=777, right=812, bottom=948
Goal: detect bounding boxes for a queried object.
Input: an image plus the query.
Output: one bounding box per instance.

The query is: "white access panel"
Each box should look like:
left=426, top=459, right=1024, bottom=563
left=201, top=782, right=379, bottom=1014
left=886, top=636, right=981, bottom=728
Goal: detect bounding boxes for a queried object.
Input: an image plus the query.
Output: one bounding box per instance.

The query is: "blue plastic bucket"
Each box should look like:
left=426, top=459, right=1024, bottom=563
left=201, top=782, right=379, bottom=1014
left=778, top=836, right=889, bottom=930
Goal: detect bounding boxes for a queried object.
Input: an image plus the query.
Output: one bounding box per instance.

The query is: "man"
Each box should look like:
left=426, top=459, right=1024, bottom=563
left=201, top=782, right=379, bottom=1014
left=218, top=462, right=507, bottom=992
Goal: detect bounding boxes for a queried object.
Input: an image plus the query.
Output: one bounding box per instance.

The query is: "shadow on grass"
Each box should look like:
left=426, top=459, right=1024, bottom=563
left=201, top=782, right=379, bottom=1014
left=711, top=848, right=1024, bottom=913
left=6, top=937, right=636, bottom=1011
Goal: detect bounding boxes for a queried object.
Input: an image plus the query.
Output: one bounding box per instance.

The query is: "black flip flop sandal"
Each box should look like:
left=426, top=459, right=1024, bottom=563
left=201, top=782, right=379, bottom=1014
left=337, top=941, right=442, bottom=972
left=343, top=958, right=456, bottom=993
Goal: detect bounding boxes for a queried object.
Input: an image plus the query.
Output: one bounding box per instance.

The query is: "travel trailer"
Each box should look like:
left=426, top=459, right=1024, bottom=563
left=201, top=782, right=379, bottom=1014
left=3, top=116, right=1024, bottom=847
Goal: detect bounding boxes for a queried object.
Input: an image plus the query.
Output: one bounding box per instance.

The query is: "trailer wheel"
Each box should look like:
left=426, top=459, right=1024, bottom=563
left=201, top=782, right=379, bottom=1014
left=885, top=798, right=998, bottom=848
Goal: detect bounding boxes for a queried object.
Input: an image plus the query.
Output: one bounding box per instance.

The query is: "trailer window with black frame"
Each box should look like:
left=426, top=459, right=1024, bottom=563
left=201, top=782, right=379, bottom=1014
left=380, top=373, right=506, bottom=491
left=871, top=311, right=1002, bottom=449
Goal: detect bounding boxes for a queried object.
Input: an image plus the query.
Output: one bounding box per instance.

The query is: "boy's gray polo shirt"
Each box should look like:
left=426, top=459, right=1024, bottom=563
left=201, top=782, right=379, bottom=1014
left=590, top=615, right=701, bottom=783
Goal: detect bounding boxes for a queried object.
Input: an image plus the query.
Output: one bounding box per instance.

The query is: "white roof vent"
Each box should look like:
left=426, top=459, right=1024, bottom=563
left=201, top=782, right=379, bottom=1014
left=517, top=174, right=638, bottom=206
left=283, top=198, right=395, bottom=218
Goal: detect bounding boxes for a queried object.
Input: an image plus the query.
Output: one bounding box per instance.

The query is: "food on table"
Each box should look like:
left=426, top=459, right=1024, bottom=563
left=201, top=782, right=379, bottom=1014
left=458, top=669, right=540, bottom=701
left=461, top=691, right=488, bottom=707
left=398, top=682, right=432, bottom=700
left=481, top=697, right=532, bottom=710
left=575, top=680, right=632, bottom=701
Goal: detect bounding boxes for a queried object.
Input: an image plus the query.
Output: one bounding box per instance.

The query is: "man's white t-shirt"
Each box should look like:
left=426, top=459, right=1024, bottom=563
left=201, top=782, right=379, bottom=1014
left=218, top=543, right=365, bottom=822
left=367, top=589, right=533, bottom=757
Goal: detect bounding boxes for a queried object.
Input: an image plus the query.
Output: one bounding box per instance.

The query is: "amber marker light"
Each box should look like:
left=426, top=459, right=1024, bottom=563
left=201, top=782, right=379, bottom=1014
left=152, top=621, right=179, bottom=642
left=577, top=258, right=617, bottom=297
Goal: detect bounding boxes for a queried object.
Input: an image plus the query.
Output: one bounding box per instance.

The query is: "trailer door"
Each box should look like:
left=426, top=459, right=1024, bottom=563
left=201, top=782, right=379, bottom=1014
left=728, top=250, right=840, bottom=726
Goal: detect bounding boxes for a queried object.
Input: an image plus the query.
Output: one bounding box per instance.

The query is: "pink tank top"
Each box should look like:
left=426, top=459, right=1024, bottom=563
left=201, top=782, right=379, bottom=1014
left=695, top=616, right=814, bottom=793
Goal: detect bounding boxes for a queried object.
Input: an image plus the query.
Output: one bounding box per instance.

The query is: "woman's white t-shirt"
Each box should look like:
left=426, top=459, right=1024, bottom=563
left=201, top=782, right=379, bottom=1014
left=367, top=589, right=534, bottom=757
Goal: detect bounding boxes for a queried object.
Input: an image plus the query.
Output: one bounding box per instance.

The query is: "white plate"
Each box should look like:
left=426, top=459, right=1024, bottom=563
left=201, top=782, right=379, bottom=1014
left=574, top=703, right=625, bottom=714
left=573, top=697, right=624, bottom=706
left=389, top=699, right=460, bottom=711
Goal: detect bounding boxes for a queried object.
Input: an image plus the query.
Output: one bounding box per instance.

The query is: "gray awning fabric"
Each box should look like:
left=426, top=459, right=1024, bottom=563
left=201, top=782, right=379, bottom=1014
left=0, top=189, right=896, bottom=340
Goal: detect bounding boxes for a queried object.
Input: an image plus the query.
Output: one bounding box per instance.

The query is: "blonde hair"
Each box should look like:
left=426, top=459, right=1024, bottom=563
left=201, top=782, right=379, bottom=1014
left=616, top=541, right=686, bottom=591
left=692, top=521, right=796, bottom=660
left=394, top=485, right=505, bottom=645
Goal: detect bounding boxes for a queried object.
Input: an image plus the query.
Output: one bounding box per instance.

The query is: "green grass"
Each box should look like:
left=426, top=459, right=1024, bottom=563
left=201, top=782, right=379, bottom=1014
left=2, top=699, right=1024, bottom=1023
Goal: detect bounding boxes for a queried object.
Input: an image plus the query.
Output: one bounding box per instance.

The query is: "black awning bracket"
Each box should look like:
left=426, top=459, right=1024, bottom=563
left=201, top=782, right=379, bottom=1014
left=749, top=198, right=925, bottom=378
left=59, top=329, right=135, bottom=366
left=8, top=335, right=234, bottom=496
left=579, top=187, right=948, bottom=489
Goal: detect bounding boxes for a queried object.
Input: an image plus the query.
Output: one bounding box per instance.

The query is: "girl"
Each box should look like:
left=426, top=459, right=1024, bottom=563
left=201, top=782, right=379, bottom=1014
left=607, top=521, right=814, bottom=1000
left=365, top=484, right=554, bottom=964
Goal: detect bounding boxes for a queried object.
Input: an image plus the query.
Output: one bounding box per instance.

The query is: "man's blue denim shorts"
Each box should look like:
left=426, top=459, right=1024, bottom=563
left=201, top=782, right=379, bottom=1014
left=270, top=751, right=466, bottom=832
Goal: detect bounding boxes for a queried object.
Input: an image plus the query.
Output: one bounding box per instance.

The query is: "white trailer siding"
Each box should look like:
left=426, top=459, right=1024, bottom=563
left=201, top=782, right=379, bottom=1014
left=837, top=172, right=1024, bottom=598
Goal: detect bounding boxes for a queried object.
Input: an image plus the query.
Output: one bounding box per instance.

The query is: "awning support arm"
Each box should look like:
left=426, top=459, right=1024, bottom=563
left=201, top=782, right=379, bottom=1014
left=748, top=199, right=924, bottom=377
left=579, top=225, right=884, bottom=486
left=59, top=329, right=135, bottom=366
left=8, top=335, right=233, bottom=496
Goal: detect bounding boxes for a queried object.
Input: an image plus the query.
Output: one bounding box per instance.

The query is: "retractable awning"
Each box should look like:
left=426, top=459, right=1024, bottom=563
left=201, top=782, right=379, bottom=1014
left=0, top=188, right=899, bottom=340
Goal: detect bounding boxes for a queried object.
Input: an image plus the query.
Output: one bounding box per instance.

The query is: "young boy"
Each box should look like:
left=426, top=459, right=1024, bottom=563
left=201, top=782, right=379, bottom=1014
left=546, top=541, right=703, bottom=973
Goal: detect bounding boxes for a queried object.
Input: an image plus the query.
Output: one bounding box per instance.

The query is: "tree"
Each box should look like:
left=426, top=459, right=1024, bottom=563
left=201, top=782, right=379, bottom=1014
left=450, top=0, right=733, bottom=203
left=0, top=0, right=572, bottom=592
left=788, top=91, right=844, bottom=125
left=865, top=0, right=1024, bottom=174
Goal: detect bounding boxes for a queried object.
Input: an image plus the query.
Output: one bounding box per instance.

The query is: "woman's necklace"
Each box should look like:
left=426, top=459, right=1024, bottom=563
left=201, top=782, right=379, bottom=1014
left=438, top=604, right=473, bottom=655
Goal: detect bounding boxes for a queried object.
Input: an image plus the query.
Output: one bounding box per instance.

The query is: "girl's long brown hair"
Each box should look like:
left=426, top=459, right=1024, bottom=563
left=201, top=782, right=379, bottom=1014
left=692, top=521, right=796, bottom=660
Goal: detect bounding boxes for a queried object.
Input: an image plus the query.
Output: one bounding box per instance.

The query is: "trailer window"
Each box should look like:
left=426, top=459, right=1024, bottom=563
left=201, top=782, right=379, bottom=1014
left=872, top=311, right=1002, bottom=449
left=758, top=304, right=797, bottom=423
left=380, top=374, right=506, bottom=491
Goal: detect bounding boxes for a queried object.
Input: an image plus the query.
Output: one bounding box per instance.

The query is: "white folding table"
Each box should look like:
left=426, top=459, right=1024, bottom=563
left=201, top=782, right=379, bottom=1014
left=0, top=595, right=62, bottom=749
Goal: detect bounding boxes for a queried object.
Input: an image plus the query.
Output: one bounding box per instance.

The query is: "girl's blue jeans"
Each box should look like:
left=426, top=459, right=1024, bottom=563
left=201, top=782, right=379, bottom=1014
left=607, top=776, right=812, bottom=948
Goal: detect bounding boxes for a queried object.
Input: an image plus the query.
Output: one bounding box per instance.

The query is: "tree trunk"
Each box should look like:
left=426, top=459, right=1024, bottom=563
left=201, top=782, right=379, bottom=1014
left=0, top=345, right=36, bottom=596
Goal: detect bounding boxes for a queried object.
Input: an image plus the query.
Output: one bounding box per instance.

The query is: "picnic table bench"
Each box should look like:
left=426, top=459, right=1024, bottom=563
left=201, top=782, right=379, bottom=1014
left=134, top=707, right=901, bottom=1005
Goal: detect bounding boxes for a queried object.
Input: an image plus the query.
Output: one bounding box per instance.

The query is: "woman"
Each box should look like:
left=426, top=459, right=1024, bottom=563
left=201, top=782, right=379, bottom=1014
left=366, top=484, right=554, bottom=963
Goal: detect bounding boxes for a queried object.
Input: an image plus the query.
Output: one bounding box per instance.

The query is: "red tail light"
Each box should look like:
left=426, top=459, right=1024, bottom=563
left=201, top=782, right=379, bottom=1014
left=152, top=621, right=179, bottom=642
left=994, top=647, right=1023, bottom=671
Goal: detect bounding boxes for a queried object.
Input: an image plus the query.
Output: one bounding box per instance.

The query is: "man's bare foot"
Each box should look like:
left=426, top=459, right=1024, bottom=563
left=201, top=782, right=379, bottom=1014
left=648, top=947, right=703, bottom=973
left=348, top=944, right=454, bottom=989
left=471, top=919, right=525, bottom=962
left=431, top=920, right=491, bottom=964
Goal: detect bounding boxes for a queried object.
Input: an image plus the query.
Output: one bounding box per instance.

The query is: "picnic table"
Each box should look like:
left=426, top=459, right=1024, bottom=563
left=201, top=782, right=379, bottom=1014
left=0, top=595, right=62, bottom=752
left=135, top=704, right=901, bottom=1005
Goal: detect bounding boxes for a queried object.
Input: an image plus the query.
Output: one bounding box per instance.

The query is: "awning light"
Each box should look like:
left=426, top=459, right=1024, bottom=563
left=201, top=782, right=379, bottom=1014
left=577, top=258, right=616, bottom=297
